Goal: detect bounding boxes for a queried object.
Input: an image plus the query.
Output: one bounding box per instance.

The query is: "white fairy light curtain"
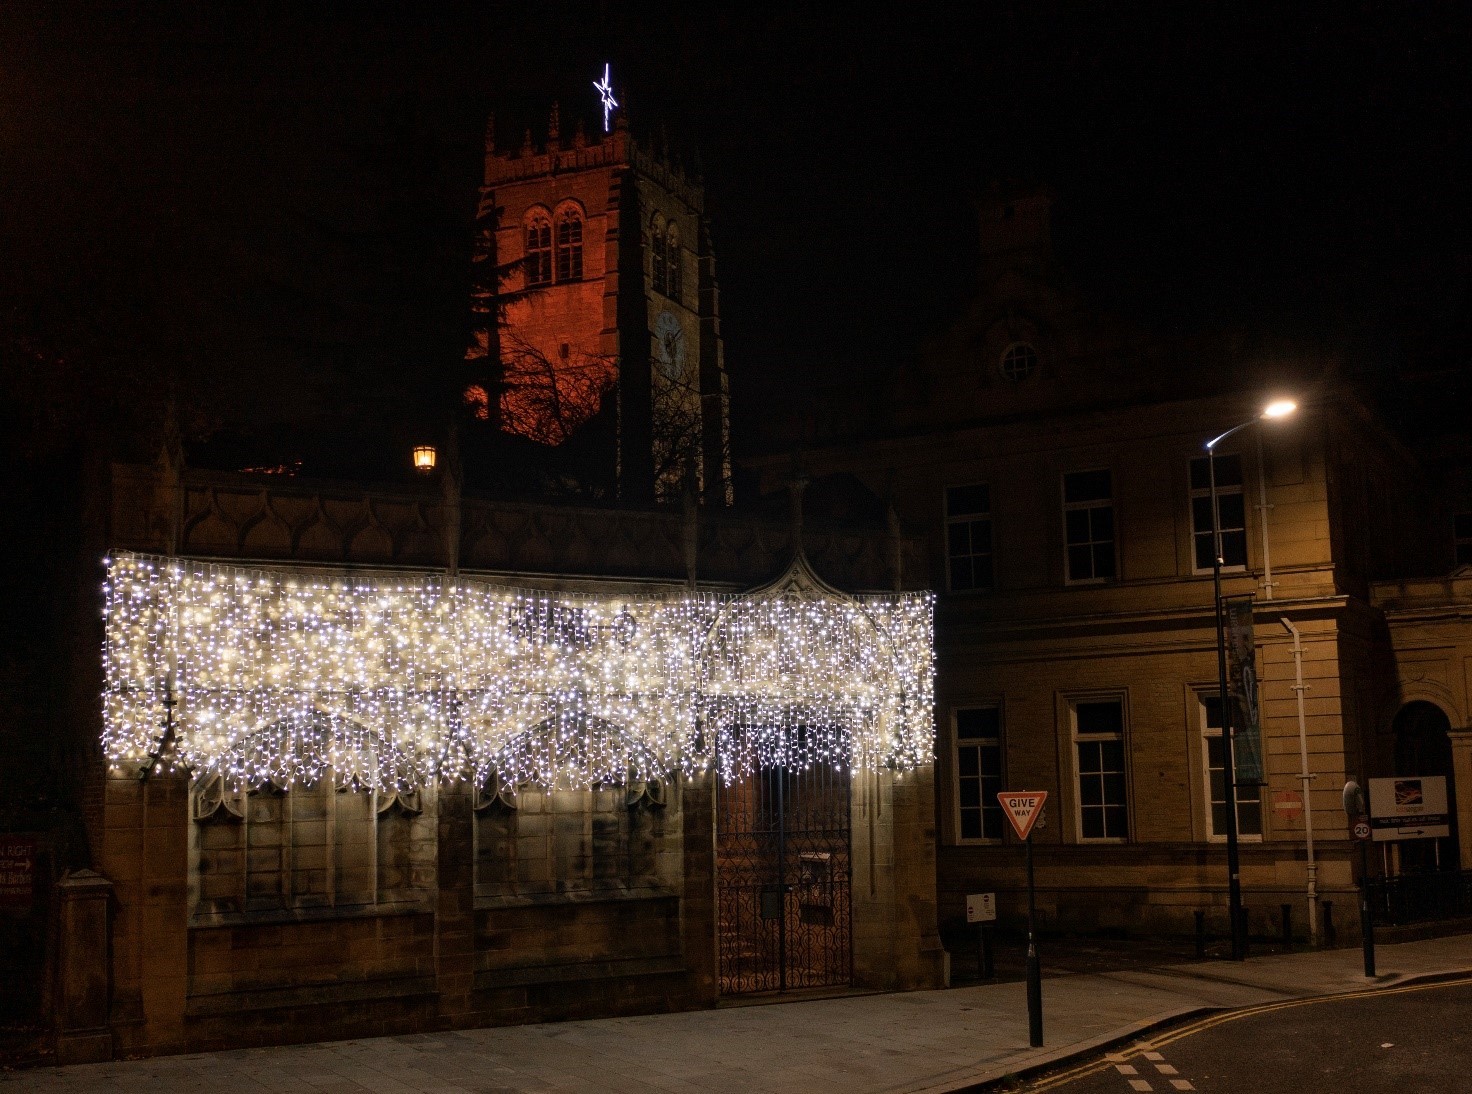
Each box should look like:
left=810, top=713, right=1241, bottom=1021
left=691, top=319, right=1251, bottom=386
left=101, top=553, right=933, bottom=791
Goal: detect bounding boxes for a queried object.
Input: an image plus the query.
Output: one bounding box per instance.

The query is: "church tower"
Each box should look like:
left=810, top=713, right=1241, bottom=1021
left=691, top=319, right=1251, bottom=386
left=466, top=98, right=732, bottom=505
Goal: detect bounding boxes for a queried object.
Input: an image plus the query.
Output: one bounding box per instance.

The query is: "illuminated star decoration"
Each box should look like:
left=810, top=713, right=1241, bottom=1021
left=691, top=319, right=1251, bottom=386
left=593, top=63, right=618, bottom=132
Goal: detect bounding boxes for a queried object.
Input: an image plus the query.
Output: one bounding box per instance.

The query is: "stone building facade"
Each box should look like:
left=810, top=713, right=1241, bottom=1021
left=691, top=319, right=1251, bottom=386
left=760, top=189, right=1469, bottom=941
left=75, top=461, right=944, bottom=1059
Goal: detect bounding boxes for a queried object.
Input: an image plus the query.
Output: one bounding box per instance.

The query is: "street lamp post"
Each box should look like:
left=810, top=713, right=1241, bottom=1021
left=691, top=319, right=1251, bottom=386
left=1206, top=398, right=1296, bottom=961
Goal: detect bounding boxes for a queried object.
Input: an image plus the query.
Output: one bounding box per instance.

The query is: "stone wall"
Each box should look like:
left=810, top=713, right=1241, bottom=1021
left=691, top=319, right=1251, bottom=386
left=108, top=462, right=925, bottom=593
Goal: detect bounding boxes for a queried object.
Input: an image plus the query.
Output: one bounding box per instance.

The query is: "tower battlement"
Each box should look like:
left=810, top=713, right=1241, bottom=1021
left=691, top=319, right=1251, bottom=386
left=484, top=110, right=703, bottom=211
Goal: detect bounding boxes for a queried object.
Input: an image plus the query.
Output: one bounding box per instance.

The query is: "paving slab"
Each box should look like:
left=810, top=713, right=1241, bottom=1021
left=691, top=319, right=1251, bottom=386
left=5, top=934, right=1471, bottom=1094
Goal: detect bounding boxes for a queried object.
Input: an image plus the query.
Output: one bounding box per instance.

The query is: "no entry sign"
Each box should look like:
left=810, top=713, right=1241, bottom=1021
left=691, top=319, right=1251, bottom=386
left=998, top=791, right=1048, bottom=841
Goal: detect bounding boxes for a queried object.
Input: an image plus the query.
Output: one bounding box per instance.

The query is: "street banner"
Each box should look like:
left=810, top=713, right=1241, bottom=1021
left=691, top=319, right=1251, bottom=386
left=1368, top=776, right=1451, bottom=841
left=1224, top=595, right=1264, bottom=786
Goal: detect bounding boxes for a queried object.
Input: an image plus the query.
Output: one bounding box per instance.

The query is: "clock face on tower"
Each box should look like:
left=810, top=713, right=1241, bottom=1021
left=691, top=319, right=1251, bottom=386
left=654, top=311, right=686, bottom=381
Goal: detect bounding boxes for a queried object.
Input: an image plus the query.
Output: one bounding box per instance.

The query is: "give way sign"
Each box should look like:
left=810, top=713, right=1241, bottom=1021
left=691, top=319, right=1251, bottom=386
left=998, top=791, right=1048, bottom=841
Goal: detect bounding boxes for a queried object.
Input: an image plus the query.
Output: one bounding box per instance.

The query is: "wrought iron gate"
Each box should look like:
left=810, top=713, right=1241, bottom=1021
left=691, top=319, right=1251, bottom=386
left=715, top=760, right=852, bottom=993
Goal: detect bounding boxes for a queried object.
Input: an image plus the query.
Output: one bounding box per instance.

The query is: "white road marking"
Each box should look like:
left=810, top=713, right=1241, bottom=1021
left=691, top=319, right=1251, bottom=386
left=1115, top=1063, right=1138, bottom=1075
left=1142, top=1051, right=1164, bottom=1061
left=1128, top=1080, right=1154, bottom=1093
left=1169, top=1081, right=1195, bottom=1092
left=1155, top=1063, right=1178, bottom=1075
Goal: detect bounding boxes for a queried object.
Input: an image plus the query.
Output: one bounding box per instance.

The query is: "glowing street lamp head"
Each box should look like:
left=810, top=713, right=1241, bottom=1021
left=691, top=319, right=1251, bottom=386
left=1261, top=399, right=1297, bottom=420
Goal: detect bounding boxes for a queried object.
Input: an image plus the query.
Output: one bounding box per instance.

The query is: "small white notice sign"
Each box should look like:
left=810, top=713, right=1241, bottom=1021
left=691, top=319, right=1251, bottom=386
left=966, top=893, right=996, bottom=924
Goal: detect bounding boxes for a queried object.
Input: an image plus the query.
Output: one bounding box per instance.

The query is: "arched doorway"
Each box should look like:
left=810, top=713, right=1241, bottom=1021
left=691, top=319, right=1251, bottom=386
left=1392, top=701, right=1460, bottom=872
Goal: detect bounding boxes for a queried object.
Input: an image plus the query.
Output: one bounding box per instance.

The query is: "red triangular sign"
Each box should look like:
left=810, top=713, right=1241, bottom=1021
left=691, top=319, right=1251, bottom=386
left=998, top=791, right=1048, bottom=841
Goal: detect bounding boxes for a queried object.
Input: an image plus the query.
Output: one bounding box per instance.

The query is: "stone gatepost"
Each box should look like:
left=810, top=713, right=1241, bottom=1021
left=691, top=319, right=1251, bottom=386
left=1448, top=730, right=1472, bottom=870
left=55, top=869, right=114, bottom=1064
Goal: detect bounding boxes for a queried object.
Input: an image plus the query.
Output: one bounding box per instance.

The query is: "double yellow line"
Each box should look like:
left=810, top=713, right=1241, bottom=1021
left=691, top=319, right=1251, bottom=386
left=1020, top=974, right=1472, bottom=1091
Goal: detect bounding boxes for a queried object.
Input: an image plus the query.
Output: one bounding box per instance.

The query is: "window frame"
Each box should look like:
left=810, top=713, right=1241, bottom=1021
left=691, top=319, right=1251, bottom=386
left=554, top=204, right=584, bottom=282
left=1068, top=693, right=1131, bottom=843
left=1062, top=468, right=1117, bottom=585
left=1190, top=452, right=1247, bottom=574
left=944, top=482, right=995, bottom=594
left=1454, top=511, right=1472, bottom=567
left=952, top=705, right=1006, bottom=845
left=523, top=209, right=553, bottom=287
left=999, top=341, right=1039, bottom=382
left=1198, top=691, right=1264, bottom=843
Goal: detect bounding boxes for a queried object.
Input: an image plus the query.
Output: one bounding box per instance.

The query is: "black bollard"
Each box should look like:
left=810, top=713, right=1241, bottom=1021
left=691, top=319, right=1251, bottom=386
left=1281, top=903, right=1293, bottom=950
left=981, top=922, right=995, bottom=979
left=1323, top=900, right=1336, bottom=947
left=1195, top=910, right=1206, bottom=958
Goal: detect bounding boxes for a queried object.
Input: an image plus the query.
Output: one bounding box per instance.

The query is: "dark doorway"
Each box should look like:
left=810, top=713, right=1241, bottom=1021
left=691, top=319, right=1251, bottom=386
left=715, top=759, right=852, bottom=994
left=1392, top=701, right=1460, bottom=873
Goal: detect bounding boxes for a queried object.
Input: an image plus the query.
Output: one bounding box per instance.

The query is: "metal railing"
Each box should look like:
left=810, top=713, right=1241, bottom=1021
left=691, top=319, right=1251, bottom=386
left=1367, top=870, right=1472, bottom=926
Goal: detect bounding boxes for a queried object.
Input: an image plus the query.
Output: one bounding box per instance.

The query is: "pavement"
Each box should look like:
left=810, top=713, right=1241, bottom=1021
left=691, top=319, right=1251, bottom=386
left=5, top=933, right=1472, bottom=1094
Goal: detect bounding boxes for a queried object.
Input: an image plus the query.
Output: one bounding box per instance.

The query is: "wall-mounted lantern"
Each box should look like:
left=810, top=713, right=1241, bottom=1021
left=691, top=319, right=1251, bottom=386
left=412, top=445, right=437, bottom=474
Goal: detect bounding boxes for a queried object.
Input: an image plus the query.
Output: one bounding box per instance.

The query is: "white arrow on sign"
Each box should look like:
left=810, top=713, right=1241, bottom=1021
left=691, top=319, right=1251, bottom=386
left=998, top=791, right=1049, bottom=841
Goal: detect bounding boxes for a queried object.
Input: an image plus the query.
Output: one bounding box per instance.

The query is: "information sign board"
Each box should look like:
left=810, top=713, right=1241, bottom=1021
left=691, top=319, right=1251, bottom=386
left=1368, top=776, right=1450, bottom=841
left=0, top=837, right=35, bottom=910
left=966, top=893, right=996, bottom=924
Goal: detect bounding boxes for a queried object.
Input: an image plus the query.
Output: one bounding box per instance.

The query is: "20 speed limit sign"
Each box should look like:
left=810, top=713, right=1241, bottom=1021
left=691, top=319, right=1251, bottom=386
left=1352, top=818, right=1372, bottom=841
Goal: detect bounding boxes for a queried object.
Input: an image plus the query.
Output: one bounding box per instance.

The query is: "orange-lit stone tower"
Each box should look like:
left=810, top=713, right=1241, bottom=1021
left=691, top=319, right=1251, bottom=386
left=467, top=103, right=732, bottom=505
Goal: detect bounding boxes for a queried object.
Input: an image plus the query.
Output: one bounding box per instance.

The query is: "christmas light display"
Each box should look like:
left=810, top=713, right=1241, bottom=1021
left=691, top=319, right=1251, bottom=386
left=102, top=553, right=933, bottom=791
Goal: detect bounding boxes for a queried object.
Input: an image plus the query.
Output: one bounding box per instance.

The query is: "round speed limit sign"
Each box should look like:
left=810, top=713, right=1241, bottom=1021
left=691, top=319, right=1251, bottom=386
left=1352, top=818, right=1372, bottom=841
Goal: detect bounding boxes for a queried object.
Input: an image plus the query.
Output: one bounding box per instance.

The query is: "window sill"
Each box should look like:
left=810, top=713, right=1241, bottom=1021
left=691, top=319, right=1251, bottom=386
left=475, top=884, right=679, bottom=911
left=189, top=898, right=433, bottom=929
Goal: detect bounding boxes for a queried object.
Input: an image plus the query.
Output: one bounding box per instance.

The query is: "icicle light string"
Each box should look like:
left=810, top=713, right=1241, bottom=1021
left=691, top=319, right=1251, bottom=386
left=101, top=552, right=933, bottom=791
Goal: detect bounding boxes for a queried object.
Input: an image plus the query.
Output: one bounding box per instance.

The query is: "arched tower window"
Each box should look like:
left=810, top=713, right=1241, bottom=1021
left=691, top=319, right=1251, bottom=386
left=665, top=222, right=682, bottom=303
left=524, top=209, right=552, bottom=287
left=555, top=205, right=584, bottom=281
left=650, top=213, right=667, bottom=294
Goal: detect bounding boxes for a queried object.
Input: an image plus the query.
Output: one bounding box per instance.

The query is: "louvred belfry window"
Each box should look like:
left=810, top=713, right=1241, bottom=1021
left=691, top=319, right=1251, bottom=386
left=665, top=222, right=682, bottom=303
left=650, top=213, right=667, bottom=293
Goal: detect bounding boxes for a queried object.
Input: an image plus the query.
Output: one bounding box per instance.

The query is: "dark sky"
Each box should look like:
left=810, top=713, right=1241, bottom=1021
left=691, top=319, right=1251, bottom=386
left=4, top=2, right=1469, bottom=461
